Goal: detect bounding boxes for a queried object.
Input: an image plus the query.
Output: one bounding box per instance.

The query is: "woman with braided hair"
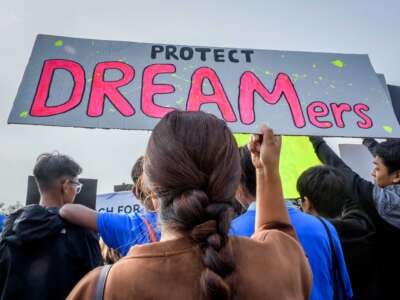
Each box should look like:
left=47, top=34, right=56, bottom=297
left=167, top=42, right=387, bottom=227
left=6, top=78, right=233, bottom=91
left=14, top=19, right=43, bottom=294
left=68, top=111, right=311, bottom=300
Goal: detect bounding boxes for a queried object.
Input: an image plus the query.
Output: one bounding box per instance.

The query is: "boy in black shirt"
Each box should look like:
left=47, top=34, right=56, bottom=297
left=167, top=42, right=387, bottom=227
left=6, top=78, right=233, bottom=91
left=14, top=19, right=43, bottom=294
left=0, top=153, right=102, bottom=300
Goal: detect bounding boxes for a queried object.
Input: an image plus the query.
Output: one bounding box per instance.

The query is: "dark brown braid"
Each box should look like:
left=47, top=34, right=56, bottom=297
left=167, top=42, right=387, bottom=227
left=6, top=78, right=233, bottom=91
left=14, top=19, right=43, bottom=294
left=145, top=111, right=240, bottom=300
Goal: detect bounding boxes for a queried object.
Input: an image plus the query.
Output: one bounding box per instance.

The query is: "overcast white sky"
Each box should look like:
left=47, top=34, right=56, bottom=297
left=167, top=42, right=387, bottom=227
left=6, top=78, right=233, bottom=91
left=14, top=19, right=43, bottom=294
left=0, top=0, right=399, bottom=205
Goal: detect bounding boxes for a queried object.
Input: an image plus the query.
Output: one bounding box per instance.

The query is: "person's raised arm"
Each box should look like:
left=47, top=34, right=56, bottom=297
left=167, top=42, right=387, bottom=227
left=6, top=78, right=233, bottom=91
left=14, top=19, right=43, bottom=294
left=59, top=204, right=98, bottom=231
left=362, top=138, right=379, bottom=155
left=249, top=125, right=289, bottom=230
left=309, top=136, right=353, bottom=171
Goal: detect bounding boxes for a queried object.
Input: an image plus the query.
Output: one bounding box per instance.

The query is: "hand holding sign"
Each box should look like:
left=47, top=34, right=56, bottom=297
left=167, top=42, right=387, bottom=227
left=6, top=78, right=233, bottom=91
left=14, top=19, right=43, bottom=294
left=249, top=124, right=281, bottom=172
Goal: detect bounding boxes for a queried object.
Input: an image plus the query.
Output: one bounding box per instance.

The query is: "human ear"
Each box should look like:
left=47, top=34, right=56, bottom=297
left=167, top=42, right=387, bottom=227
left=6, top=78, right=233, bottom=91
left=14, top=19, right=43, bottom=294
left=392, top=170, right=400, bottom=184
left=302, top=196, right=313, bottom=213
left=59, top=178, right=68, bottom=195
left=235, top=185, right=245, bottom=205
left=151, top=196, right=159, bottom=211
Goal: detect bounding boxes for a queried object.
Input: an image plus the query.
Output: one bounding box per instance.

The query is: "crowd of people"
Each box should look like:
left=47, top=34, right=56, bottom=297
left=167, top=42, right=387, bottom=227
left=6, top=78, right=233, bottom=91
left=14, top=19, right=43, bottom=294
left=0, top=110, right=400, bottom=300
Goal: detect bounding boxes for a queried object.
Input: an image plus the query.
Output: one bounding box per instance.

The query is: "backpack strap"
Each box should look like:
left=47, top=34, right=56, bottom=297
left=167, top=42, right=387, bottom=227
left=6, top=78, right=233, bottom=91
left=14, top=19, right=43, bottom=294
left=140, top=215, right=157, bottom=243
left=95, top=264, right=112, bottom=300
left=317, top=217, right=347, bottom=300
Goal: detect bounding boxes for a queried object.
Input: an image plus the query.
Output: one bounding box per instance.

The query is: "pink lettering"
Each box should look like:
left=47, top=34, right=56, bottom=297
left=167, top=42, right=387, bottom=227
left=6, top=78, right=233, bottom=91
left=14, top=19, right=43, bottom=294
left=141, top=64, right=176, bottom=118
left=307, top=101, right=333, bottom=128
left=187, top=67, right=236, bottom=122
left=330, top=103, right=352, bottom=128
left=31, top=59, right=85, bottom=117
left=87, top=61, right=135, bottom=117
left=354, top=103, right=373, bottom=129
left=238, top=72, right=305, bottom=127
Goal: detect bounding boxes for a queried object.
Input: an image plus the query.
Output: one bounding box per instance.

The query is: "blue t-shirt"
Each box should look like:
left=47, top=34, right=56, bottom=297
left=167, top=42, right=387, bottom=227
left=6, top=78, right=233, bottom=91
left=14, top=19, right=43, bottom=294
left=230, top=202, right=353, bottom=300
left=97, top=211, right=160, bottom=256
left=0, top=214, right=5, bottom=232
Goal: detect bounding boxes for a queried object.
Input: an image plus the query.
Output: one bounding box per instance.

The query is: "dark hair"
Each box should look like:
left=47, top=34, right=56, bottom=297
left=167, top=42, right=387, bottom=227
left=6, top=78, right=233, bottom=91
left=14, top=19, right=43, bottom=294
left=145, top=111, right=240, bottom=300
left=238, top=146, right=256, bottom=198
left=33, top=152, right=82, bottom=192
left=296, top=165, right=347, bottom=218
left=375, top=140, right=400, bottom=174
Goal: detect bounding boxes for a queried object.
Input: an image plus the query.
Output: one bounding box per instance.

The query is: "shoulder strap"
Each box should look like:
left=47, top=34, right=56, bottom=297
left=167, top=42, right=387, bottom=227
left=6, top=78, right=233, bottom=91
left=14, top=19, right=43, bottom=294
left=140, top=215, right=157, bottom=243
left=317, top=217, right=347, bottom=300
left=95, top=264, right=112, bottom=300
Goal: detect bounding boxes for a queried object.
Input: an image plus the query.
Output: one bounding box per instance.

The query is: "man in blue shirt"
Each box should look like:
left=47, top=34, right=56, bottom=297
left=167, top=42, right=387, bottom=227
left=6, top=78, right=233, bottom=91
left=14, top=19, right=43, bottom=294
left=59, top=156, right=160, bottom=256
left=231, top=146, right=352, bottom=300
left=97, top=210, right=159, bottom=255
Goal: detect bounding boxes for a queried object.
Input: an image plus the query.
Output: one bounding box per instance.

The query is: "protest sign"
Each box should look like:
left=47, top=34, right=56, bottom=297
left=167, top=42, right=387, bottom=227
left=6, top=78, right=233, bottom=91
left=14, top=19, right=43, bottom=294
left=388, top=84, right=400, bottom=124
left=339, top=144, right=374, bottom=182
left=8, top=34, right=400, bottom=137
left=234, top=134, right=320, bottom=198
left=96, top=191, right=144, bottom=215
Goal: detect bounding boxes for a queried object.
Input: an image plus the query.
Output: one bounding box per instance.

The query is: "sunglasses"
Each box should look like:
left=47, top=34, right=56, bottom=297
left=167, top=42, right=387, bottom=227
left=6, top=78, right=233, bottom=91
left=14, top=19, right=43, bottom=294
left=69, top=180, right=83, bottom=194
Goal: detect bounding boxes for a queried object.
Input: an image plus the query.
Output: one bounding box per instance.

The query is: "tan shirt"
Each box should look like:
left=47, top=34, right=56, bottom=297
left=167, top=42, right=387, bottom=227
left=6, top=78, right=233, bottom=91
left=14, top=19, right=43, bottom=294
left=68, top=224, right=312, bottom=300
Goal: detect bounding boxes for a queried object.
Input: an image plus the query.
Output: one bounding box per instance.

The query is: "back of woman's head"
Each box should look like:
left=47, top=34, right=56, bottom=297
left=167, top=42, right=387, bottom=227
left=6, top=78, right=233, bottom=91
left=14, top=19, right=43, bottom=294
left=144, top=111, right=240, bottom=300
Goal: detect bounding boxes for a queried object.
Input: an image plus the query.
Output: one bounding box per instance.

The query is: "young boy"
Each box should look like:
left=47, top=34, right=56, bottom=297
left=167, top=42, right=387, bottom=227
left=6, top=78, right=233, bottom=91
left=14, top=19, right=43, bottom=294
left=297, top=165, right=379, bottom=299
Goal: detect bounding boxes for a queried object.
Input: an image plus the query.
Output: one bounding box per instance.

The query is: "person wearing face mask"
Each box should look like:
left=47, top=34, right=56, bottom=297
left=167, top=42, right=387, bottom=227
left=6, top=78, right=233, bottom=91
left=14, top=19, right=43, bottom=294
left=0, top=153, right=102, bottom=300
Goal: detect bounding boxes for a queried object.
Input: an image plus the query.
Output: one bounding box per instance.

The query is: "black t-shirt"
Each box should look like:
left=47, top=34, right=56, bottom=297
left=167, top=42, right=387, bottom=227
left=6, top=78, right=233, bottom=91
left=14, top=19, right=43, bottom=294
left=0, top=205, right=103, bottom=300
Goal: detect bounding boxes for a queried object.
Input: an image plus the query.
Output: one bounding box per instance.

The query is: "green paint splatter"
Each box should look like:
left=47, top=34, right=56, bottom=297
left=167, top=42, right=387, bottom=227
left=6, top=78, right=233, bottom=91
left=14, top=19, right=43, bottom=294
left=291, top=73, right=302, bottom=82
left=318, top=76, right=323, bottom=81
left=19, top=111, right=28, bottom=118
left=87, top=78, right=92, bottom=83
left=117, top=58, right=126, bottom=62
left=171, top=74, right=189, bottom=83
left=109, top=108, right=116, bottom=113
left=176, top=98, right=185, bottom=105
left=312, top=64, right=317, bottom=69
left=383, top=126, right=393, bottom=134
left=331, top=59, right=345, bottom=68
left=54, top=40, right=63, bottom=47
left=253, top=66, right=272, bottom=76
